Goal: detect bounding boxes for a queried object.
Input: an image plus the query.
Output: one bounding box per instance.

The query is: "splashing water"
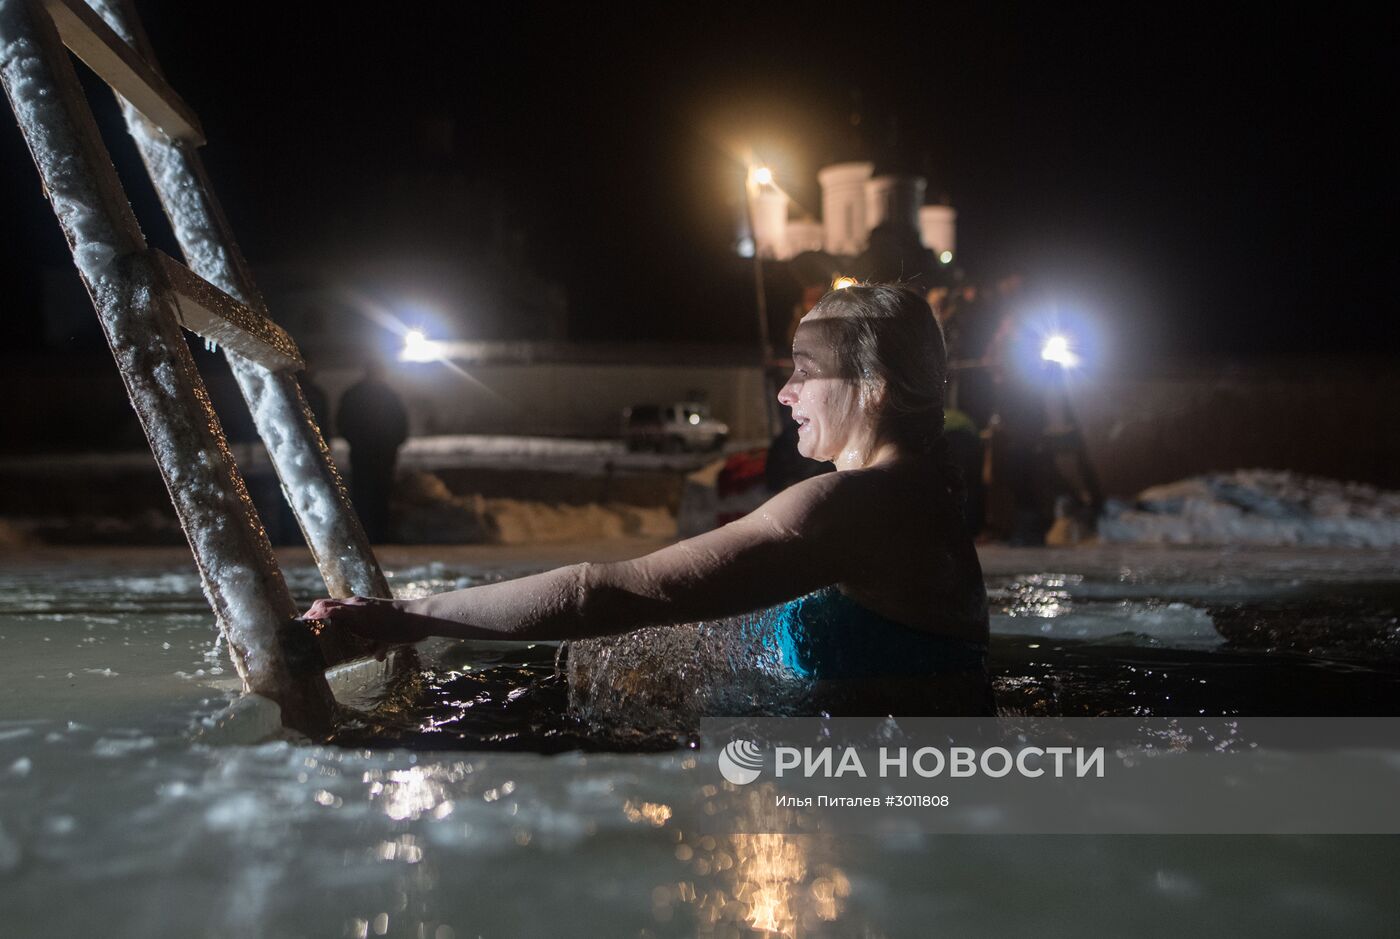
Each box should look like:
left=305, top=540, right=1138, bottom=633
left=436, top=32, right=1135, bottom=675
left=565, top=608, right=812, bottom=734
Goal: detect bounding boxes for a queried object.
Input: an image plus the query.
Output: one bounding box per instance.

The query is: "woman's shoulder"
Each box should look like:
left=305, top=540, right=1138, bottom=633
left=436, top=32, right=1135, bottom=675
left=749, top=471, right=853, bottom=535
left=754, top=466, right=910, bottom=547
left=806, top=458, right=934, bottom=501
left=771, top=466, right=899, bottom=514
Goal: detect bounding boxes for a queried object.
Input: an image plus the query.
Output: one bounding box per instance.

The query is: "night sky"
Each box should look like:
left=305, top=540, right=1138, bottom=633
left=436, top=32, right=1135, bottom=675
left=1, top=2, right=1393, bottom=359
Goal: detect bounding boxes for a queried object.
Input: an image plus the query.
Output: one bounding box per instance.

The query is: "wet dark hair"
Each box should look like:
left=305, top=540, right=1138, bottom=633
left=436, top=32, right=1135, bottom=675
left=807, top=283, right=966, bottom=507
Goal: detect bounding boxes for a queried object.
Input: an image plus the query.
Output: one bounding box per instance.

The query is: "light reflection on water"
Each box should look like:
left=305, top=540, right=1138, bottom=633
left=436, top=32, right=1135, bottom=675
left=2, top=557, right=1400, bottom=935
left=669, top=785, right=851, bottom=935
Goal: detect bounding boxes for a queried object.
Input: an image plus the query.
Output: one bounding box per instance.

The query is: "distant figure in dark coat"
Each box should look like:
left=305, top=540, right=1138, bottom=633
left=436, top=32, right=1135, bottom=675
left=985, top=314, right=1056, bottom=545
left=337, top=361, right=408, bottom=544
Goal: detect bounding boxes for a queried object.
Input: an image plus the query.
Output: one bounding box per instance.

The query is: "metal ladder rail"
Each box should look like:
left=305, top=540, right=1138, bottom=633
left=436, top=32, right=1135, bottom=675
left=61, top=0, right=394, bottom=652
left=2, top=0, right=341, bottom=733
left=78, top=0, right=394, bottom=621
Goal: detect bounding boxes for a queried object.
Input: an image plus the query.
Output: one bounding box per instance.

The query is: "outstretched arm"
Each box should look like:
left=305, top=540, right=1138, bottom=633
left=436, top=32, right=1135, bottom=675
left=306, top=471, right=856, bottom=644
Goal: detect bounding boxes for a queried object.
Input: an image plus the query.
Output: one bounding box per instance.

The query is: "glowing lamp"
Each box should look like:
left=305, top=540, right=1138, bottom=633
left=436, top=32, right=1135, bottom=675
left=402, top=328, right=435, bottom=362
left=832, top=276, right=858, bottom=290
left=939, top=250, right=953, bottom=264
left=1040, top=334, right=1081, bottom=368
left=750, top=165, right=774, bottom=186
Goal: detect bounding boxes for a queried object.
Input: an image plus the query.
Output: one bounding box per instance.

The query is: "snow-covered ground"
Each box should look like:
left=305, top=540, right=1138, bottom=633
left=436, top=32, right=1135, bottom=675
left=0, top=436, right=739, bottom=546
left=1101, top=470, right=1400, bottom=548
left=0, top=434, right=755, bottom=477
left=400, top=434, right=761, bottom=473
left=8, top=445, right=1400, bottom=555
left=395, top=473, right=677, bottom=545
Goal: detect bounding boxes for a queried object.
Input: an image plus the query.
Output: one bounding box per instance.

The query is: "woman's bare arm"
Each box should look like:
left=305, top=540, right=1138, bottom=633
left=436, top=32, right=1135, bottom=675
left=397, top=470, right=857, bottom=642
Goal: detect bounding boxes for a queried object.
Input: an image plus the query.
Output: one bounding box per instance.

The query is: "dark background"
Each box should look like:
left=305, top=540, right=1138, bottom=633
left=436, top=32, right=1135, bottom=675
left=2, top=2, right=1394, bottom=358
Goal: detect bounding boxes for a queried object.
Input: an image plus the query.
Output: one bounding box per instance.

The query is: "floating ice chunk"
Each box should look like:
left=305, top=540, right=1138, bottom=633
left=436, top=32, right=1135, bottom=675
left=192, top=693, right=285, bottom=746
left=42, top=815, right=76, bottom=836
left=113, top=573, right=202, bottom=595
left=992, top=600, right=1224, bottom=650
left=92, top=736, right=157, bottom=758
left=204, top=792, right=264, bottom=832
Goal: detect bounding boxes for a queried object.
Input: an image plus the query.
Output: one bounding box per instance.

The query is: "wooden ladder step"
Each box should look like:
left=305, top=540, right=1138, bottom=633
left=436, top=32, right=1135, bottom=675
left=152, top=251, right=303, bottom=371
left=42, top=0, right=205, bottom=144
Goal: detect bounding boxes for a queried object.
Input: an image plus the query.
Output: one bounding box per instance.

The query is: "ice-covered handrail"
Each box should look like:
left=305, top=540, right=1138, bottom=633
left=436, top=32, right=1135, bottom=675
left=40, top=0, right=202, bottom=143
left=86, top=0, right=394, bottom=620
left=0, top=0, right=335, bottom=734
left=153, top=250, right=303, bottom=372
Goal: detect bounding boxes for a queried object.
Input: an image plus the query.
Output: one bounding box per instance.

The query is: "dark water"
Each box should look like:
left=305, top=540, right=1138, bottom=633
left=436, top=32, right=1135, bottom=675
left=329, top=650, right=691, bottom=753
left=330, top=585, right=1400, bottom=751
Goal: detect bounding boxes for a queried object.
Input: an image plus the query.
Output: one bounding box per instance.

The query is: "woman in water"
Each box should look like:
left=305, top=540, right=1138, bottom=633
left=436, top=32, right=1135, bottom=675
left=305, top=284, right=991, bottom=715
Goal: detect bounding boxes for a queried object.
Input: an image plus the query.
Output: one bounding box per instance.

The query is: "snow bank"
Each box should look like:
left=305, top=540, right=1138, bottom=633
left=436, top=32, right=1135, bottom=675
left=394, top=472, right=675, bottom=545
left=1099, top=470, right=1400, bottom=548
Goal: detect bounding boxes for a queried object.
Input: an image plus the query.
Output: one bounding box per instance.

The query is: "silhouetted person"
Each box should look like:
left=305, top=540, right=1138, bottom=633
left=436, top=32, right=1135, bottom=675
left=943, top=283, right=1001, bottom=430
left=337, top=361, right=408, bottom=543
left=853, top=222, right=952, bottom=294
left=985, top=314, right=1057, bottom=545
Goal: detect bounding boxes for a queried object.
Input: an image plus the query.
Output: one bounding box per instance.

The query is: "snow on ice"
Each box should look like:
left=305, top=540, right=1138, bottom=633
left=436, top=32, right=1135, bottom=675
left=1100, top=470, right=1400, bottom=548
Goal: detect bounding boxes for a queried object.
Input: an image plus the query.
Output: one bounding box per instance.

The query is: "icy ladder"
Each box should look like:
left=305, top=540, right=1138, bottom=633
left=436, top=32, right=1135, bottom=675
left=0, top=0, right=393, bottom=735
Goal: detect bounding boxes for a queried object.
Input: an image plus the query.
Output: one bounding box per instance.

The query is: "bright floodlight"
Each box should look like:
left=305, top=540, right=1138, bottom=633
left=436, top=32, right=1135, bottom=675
left=751, top=165, right=773, bottom=186
left=402, top=328, right=433, bottom=362
left=832, top=276, right=858, bottom=290
left=688, top=412, right=701, bottom=425
left=1041, top=334, right=1081, bottom=368
left=939, top=250, right=953, bottom=264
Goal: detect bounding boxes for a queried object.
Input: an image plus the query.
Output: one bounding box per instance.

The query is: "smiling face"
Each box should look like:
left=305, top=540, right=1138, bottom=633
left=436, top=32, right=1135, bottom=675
left=778, top=285, right=948, bottom=469
left=776, top=314, right=872, bottom=464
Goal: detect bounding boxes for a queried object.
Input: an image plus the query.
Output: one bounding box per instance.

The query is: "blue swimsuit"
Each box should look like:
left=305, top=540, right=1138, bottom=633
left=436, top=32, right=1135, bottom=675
left=763, top=585, right=988, bottom=680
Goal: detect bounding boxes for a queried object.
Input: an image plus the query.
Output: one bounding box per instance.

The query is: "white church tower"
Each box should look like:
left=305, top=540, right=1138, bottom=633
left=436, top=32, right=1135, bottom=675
left=746, top=158, right=957, bottom=261
left=816, top=161, right=874, bottom=257
left=918, top=203, right=957, bottom=259
left=749, top=181, right=789, bottom=260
